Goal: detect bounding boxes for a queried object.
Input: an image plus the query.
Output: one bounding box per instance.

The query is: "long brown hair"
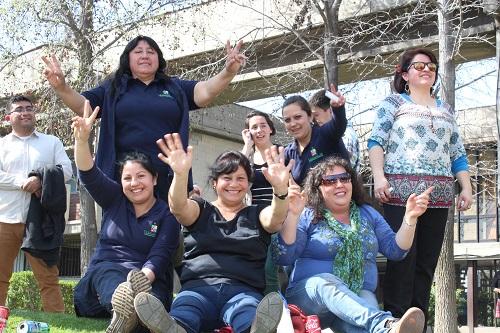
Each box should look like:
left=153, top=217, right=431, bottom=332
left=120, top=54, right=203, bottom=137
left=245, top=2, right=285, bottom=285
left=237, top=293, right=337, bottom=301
left=303, top=157, right=369, bottom=222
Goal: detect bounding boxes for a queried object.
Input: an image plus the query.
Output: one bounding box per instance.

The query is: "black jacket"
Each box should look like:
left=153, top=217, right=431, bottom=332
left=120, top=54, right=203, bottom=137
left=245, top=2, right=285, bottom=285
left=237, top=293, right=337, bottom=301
left=22, top=165, right=67, bottom=266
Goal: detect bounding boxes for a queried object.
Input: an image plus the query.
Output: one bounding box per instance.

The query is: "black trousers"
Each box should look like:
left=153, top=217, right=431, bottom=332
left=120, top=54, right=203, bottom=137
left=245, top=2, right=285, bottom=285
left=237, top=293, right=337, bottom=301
left=382, top=204, right=449, bottom=331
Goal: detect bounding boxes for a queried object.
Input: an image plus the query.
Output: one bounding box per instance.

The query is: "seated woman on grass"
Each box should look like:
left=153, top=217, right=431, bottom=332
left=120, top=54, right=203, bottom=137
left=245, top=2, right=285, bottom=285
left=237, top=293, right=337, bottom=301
left=132, top=133, right=292, bottom=333
left=276, top=157, right=432, bottom=333
left=72, top=101, right=179, bottom=333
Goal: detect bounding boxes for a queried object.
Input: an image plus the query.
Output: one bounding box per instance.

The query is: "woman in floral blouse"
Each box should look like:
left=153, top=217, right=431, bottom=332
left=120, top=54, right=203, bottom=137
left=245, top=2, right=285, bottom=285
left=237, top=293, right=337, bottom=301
left=368, top=48, right=473, bottom=331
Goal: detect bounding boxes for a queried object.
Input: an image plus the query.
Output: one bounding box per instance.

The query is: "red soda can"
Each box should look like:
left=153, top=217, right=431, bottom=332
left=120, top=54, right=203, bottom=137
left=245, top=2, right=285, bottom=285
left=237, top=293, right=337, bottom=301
left=0, top=306, right=9, bottom=333
left=305, top=314, right=321, bottom=333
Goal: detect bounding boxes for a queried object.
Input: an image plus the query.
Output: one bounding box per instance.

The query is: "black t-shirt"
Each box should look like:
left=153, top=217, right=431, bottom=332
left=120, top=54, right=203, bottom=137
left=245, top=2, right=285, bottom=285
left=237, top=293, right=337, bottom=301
left=250, top=162, right=273, bottom=206
left=180, top=198, right=270, bottom=292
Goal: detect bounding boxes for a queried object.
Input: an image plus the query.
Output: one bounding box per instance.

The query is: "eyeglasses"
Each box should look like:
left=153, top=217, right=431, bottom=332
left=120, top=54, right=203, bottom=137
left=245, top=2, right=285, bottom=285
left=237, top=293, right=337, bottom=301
left=8, top=106, right=35, bottom=114
left=321, top=172, right=351, bottom=186
left=409, top=62, right=437, bottom=72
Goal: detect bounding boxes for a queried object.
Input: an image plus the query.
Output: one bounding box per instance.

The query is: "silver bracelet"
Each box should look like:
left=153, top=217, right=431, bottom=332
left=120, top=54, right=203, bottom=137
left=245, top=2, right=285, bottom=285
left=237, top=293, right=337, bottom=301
left=403, top=217, right=416, bottom=228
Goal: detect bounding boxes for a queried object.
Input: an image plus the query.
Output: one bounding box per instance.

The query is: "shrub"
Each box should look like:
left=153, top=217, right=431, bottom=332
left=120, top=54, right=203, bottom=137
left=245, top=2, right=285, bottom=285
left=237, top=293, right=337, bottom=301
left=7, top=271, right=77, bottom=314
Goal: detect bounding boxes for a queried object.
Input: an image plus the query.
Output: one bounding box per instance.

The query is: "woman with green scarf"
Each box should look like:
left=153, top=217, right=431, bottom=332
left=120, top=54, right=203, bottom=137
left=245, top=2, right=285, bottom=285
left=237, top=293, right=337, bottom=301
left=275, top=157, right=431, bottom=333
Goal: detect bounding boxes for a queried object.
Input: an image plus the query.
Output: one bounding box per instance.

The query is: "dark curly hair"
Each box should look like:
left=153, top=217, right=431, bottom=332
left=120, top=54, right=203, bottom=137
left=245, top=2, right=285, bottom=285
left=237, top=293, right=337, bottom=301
left=303, top=157, right=369, bottom=223
left=393, top=48, right=438, bottom=94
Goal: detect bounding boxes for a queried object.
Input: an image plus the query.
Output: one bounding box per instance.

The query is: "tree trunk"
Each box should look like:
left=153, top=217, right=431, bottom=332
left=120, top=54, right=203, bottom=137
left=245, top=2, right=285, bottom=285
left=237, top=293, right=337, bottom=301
left=323, top=0, right=342, bottom=87
left=79, top=183, right=98, bottom=275
left=434, top=0, right=459, bottom=332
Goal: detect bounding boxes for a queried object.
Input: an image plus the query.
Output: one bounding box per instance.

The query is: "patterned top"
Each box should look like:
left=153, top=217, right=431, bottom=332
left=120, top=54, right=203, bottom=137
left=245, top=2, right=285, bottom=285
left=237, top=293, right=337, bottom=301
left=369, top=93, right=467, bottom=207
left=343, top=121, right=360, bottom=172
left=274, top=205, right=406, bottom=293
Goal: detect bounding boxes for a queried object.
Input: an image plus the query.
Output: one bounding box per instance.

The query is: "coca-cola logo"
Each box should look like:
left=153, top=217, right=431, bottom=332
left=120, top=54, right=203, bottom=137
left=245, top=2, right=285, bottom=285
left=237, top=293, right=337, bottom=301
left=305, top=315, right=321, bottom=333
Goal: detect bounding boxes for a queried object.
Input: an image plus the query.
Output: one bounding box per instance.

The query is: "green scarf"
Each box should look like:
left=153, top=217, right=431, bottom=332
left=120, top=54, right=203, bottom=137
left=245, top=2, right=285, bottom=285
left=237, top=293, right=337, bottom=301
left=323, top=201, right=364, bottom=294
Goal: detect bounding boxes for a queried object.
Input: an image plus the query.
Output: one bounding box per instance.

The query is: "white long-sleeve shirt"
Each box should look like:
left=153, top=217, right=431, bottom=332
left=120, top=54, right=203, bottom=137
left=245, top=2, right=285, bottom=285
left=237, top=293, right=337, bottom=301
left=0, top=131, right=73, bottom=224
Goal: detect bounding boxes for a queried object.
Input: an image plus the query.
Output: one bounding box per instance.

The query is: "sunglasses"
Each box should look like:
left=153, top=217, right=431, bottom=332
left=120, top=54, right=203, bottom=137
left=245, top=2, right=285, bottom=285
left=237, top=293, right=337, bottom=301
left=321, top=172, right=351, bottom=186
left=409, top=62, right=437, bottom=72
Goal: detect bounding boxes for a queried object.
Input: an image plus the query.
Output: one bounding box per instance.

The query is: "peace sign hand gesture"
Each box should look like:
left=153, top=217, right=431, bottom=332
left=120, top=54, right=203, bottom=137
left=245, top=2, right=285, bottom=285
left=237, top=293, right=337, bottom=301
left=42, top=55, right=67, bottom=92
left=225, top=40, right=246, bottom=75
left=157, top=133, right=193, bottom=176
left=71, top=100, right=99, bottom=142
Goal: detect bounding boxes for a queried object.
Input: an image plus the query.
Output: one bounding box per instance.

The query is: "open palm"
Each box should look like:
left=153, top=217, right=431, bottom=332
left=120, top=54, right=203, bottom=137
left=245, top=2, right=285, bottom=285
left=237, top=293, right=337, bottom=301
left=157, top=133, right=193, bottom=176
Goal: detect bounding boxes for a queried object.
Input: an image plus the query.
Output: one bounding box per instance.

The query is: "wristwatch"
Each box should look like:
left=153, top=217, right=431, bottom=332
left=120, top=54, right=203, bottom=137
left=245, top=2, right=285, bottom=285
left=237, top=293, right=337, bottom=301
left=273, top=192, right=288, bottom=200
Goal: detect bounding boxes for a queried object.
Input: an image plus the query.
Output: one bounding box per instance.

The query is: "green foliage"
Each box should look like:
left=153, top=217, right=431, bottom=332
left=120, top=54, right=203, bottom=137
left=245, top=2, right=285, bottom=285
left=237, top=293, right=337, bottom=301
left=7, top=271, right=77, bottom=314
left=4, top=309, right=107, bottom=333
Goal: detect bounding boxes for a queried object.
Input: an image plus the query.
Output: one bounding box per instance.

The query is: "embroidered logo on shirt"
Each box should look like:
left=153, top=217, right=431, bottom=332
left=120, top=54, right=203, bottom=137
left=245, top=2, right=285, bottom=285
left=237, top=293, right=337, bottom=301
left=144, top=222, right=158, bottom=238
left=308, top=147, right=324, bottom=163
left=159, top=90, right=173, bottom=98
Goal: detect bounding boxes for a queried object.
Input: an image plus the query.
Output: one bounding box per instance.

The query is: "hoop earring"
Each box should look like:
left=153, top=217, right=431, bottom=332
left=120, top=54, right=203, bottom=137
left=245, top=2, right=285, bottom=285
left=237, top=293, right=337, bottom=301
left=404, top=82, right=410, bottom=94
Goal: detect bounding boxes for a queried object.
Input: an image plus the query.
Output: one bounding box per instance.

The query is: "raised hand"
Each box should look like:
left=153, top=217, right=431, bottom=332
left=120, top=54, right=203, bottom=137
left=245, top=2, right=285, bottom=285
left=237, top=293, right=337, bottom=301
left=71, top=100, right=99, bottom=142
left=157, top=133, right=193, bottom=176
left=241, top=129, right=253, bottom=147
left=288, top=177, right=306, bottom=216
left=405, top=186, right=433, bottom=219
left=328, top=83, right=346, bottom=108
left=262, top=146, right=293, bottom=193
left=225, top=40, right=246, bottom=75
left=42, top=55, right=67, bottom=91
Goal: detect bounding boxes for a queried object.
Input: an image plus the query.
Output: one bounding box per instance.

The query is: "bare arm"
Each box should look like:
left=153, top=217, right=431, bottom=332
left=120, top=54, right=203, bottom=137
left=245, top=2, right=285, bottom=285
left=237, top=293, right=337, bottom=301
left=157, top=133, right=200, bottom=226
left=42, top=55, right=86, bottom=116
left=259, top=147, right=293, bottom=233
left=395, top=187, right=432, bottom=250
left=279, top=180, right=305, bottom=244
left=368, top=145, right=391, bottom=202
left=193, top=40, right=245, bottom=107
left=72, top=101, right=99, bottom=171
left=456, top=171, right=473, bottom=211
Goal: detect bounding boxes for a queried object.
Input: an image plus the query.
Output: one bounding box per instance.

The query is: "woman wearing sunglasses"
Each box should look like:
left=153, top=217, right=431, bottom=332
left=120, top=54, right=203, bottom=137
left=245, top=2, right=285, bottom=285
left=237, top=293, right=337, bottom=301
left=368, top=48, right=472, bottom=330
left=275, top=157, right=431, bottom=333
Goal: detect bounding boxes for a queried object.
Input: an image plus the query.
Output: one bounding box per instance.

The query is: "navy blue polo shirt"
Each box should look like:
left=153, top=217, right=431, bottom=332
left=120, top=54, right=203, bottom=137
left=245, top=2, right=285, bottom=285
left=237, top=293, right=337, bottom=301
left=284, top=105, right=350, bottom=185
left=83, top=77, right=198, bottom=176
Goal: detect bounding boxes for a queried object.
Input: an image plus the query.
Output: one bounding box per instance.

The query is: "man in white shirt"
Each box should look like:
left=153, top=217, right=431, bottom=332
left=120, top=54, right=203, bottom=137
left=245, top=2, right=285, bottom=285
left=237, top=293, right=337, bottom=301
left=0, top=95, right=72, bottom=312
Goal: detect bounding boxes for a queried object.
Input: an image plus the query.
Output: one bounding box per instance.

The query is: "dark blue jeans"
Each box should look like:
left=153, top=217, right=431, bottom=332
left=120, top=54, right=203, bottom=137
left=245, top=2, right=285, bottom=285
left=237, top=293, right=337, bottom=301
left=170, top=281, right=263, bottom=333
left=74, top=262, right=171, bottom=317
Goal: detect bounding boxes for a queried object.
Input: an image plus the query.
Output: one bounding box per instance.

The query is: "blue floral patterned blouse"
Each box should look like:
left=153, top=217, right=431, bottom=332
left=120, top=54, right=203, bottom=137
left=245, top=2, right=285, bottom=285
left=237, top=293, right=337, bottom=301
left=368, top=93, right=468, bottom=207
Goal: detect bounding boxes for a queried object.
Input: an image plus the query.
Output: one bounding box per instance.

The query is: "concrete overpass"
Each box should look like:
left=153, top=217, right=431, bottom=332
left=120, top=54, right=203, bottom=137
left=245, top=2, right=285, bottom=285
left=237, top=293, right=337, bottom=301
left=165, top=0, right=497, bottom=104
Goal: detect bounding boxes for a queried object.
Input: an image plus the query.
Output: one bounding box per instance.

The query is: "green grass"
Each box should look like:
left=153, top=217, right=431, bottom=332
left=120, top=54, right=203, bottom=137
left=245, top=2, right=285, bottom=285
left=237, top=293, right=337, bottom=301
left=4, top=309, right=108, bottom=333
